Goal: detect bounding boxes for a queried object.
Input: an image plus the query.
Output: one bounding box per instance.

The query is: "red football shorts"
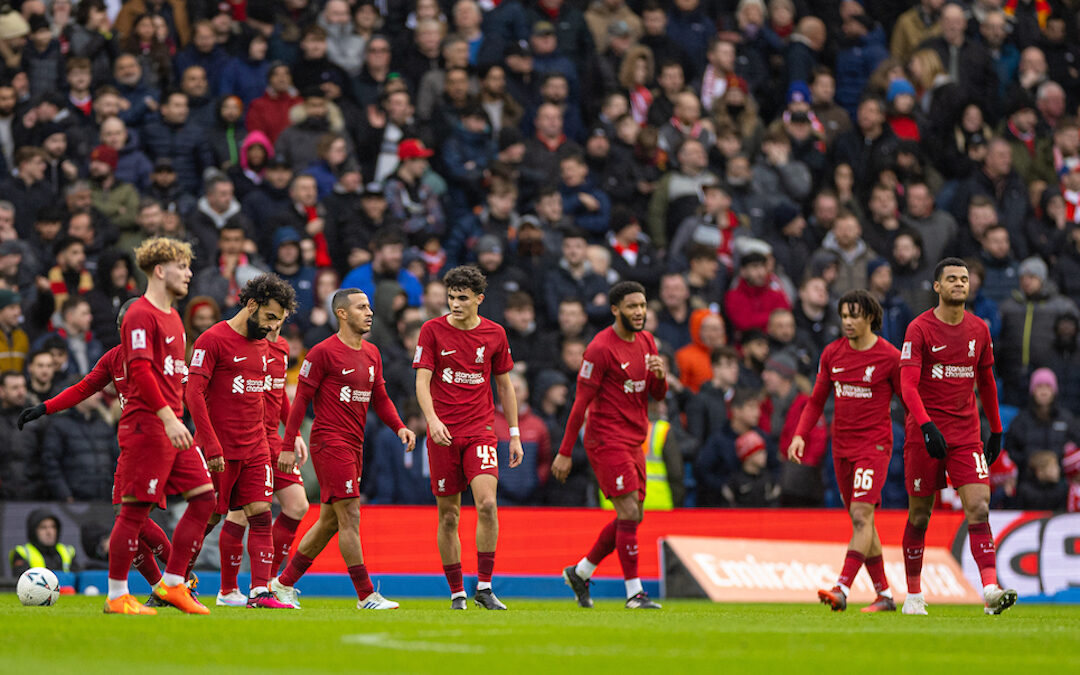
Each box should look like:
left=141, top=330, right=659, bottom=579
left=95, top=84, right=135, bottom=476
left=269, top=435, right=304, bottom=491
left=587, top=445, right=646, bottom=502
left=212, top=454, right=273, bottom=515
left=833, top=449, right=891, bottom=508
left=115, top=412, right=211, bottom=505
left=904, top=441, right=989, bottom=496
left=426, top=434, right=500, bottom=497
left=310, top=439, right=363, bottom=504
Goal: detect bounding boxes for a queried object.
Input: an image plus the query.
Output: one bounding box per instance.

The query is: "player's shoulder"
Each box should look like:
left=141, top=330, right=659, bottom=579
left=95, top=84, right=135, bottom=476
left=104, top=344, right=124, bottom=365
left=639, top=329, right=658, bottom=350
left=875, top=337, right=901, bottom=358
left=963, top=311, right=992, bottom=335
left=420, top=315, right=448, bottom=333
left=192, top=320, right=226, bottom=344
left=479, top=316, right=508, bottom=336
left=822, top=337, right=845, bottom=358
left=269, top=335, right=289, bottom=356
left=362, top=339, right=382, bottom=357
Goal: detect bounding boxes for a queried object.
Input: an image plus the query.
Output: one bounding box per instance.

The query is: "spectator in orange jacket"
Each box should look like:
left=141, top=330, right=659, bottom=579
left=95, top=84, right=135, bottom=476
left=675, top=308, right=726, bottom=393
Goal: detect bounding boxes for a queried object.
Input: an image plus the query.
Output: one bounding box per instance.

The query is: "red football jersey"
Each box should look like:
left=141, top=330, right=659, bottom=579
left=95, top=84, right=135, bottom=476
left=807, top=336, right=901, bottom=457
left=299, top=334, right=392, bottom=448
left=188, top=321, right=271, bottom=460
left=120, top=296, right=187, bottom=418
left=900, top=309, right=994, bottom=447
left=412, top=315, right=514, bottom=437
left=44, top=345, right=131, bottom=414
left=263, top=335, right=289, bottom=454
left=576, top=326, right=661, bottom=451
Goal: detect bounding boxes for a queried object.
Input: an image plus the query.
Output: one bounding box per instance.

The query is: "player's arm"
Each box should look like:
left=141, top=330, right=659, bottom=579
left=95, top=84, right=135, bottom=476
left=494, top=370, right=523, bottom=468
left=646, top=347, right=668, bottom=400
left=185, top=373, right=224, bottom=471
left=552, top=379, right=600, bottom=482
left=281, top=380, right=316, bottom=470
left=788, top=354, right=832, bottom=463
left=975, top=334, right=1003, bottom=464
left=415, top=367, right=452, bottom=446
left=18, top=357, right=113, bottom=429
left=275, top=387, right=307, bottom=470
left=899, top=328, right=946, bottom=459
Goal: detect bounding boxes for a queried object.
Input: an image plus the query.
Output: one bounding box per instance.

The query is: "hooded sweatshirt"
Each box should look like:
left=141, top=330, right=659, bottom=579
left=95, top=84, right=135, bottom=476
left=675, top=308, right=721, bottom=393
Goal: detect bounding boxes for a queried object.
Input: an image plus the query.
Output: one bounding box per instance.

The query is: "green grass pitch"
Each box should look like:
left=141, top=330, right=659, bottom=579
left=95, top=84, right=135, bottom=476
left=2, top=596, right=1078, bottom=674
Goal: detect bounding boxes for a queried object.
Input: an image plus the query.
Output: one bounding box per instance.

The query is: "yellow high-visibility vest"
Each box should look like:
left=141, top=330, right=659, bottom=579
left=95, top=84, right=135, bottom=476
left=10, top=542, right=76, bottom=572
left=600, top=420, right=674, bottom=511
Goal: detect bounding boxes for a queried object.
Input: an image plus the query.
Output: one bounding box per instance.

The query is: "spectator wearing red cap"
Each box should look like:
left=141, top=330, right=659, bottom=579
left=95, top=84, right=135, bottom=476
left=383, top=139, right=445, bottom=248
left=989, top=449, right=1018, bottom=508
left=1004, top=367, right=1080, bottom=479
left=721, top=430, right=780, bottom=507
left=88, top=145, right=139, bottom=231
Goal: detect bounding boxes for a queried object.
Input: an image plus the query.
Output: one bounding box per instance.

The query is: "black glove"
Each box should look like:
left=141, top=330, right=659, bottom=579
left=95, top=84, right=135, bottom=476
left=921, top=422, right=947, bottom=460
left=984, top=432, right=1002, bottom=466
left=17, top=404, right=46, bottom=430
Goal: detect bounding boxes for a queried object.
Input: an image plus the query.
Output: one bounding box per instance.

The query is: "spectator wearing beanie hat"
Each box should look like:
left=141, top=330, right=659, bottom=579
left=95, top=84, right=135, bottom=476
left=1004, top=367, right=1080, bottom=479
left=997, top=258, right=1080, bottom=404
left=886, top=78, right=920, bottom=141
left=721, top=430, right=780, bottom=507
left=88, top=145, right=140, bottom=231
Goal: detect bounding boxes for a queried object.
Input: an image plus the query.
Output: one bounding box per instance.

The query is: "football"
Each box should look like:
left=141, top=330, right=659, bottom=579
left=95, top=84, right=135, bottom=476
left=17, top=568, right=60, bottom=607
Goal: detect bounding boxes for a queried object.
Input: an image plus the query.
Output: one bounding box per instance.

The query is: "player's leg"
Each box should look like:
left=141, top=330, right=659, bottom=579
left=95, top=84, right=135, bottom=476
left=611, top=493, right=657, bottom=608
left=564, top=517, right=617, bottom=607
left=154, top=483, right=215, bottom=614
left=331, top=497, right=398, bottom=609
left=957, top=481, right=1017, bottom=614
left=860, top=512, right=895, bottom=612
left=242, top=499, right=291, bottom=608
left=901, top=494, right=934, bottom=615
left=819, top=456, right=860, bottom=611
left=469, top=474, right=506, bottom=609
left=131, top=512, right=171, bottom=587
left=271, top=501, right=338, bottom=607
left=436, top=493, right=467, bottom=606
left=272, top=482, right=308, bottom=572
left=105, top=496, right=158, bottom=614
left=217, top=509, right=248, bottom=605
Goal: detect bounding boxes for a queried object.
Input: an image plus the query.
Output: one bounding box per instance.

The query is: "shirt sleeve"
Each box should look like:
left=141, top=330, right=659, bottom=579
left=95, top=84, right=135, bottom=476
left=977, top=321, right=995, bottom=370
left=576, top=340, right=605, bottom=393
left=412, top=322, right=436, bottom=371
left=492, top=326, right=513, bottom=375
left=794, top=347, right=832, bottom=438
left=44, top=353, right=115, bottom=414
left=122, top=308, right=155, bottom=365
left=297, top=345, right=323, bottom=388
left=899, top=320, right=923, bottom=369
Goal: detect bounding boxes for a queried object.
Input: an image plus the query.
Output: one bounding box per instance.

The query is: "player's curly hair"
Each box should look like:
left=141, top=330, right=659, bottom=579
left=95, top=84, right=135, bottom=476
left=238, top=273, right=298, bottom=313
left=443, top=265, right=487, bottom=295
left=134, top=237, right=193, bottom=274
left=837, top=289, right=883, bottom=333
left=609, top=281, right=646, bottom=307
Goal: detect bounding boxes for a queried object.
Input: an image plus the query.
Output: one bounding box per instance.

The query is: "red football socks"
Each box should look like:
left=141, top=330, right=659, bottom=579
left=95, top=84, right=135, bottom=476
left=272, top=513, right=302, bottom=572
left=443, top=562, right=465, bottom=594
left=109, top=502, right=152, bottom=581
left=615, top=519, right=639, bottom=581
left=247, top=511, right=274, bottom=590
left=968, top=521, right=998, bottom=587
left=165, top=491, right=215, bottom=578
left=279, top=551, right=314, bottom=587
left=132, top=540, right=162, bottom=585
left=218, top=520, right=246, bottom=594
left=477, top=551, right=495, bottom=583
left=865, top=554, right=890, bottom=593
left=348, top=564, right=374, bottom=598
left=903, top=521, right=926, bottom=594
left=185, top=519, right=218, bottom=580
left=140, top=517, right=172, bottom=564
left=586, top=518, right=618, bottom=566
left=837, top=550, right=865, bottom=589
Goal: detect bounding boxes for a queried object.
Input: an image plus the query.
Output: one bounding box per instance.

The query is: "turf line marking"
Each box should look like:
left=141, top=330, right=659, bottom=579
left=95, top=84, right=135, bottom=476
left=342, top=633, right=485, bottom=654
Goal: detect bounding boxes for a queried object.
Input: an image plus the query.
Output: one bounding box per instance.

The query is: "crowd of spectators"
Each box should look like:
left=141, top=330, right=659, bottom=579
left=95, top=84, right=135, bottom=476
left=0, top=0, right=1078, bottom=511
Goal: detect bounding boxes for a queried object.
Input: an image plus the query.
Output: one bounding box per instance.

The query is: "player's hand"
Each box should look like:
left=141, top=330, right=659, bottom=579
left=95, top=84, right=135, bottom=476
left=278, top=450, right=296, bottom=474
left=164, top=417, right=194, bottom=449
left=787, top=435, right=805, bottom=464
left=551, top=454, right=572, bottom=483
left=294, top=436, right=309, bottom=468
left=508, top=436, right=524, bottom=468
left=398, top=427, right=417, bottom=452
left=984, top=432, right=1002, bottom=466
left=429, top=419, right=452, bottom=446
left=17, top=404, right=46, bottom=430
left=646, top=354, right=666, bottom=379
left=207, top=455, right=225, bottom=473
left=921, top=422, right=947, bottom=460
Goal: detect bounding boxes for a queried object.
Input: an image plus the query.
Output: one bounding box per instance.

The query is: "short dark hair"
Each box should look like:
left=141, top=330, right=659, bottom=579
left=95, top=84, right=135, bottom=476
left=371, top=228, right=405, bottom=251
left=238, top=273, right=298, bottom=312
left=443, top=265, right=487, bottom=295
left=332, top=288, right=365, bottom=314
left=837, top=289, right=883, bottom=332
left=934, top=257, right=968, bottom=281
left=53, top=236, right=83, bottom=258
left=710, top=345, right=738, bottom=365
left=27, top=349, right=53, bottom=364
left=687, top=243, right=716, bottom=263
left=60, top=296, right=90, bottom=316
left=609, top=281, right=646, bottom=307
left=730, top=387, right=762, bottom=410
left=506, top=291, right=533, bottom=311
left=0, top=370, right=24, bottom=387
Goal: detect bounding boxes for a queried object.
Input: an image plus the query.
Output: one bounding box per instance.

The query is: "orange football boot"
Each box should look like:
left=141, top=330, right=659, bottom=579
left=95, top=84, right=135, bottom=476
left=104, top=594, right=158, bottom=615
left=153, top=581, right=210, bottom=614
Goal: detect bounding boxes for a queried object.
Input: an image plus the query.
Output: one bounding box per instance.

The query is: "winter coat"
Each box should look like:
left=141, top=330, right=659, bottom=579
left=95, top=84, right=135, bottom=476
left=542, top=261, right=611, bottom=326
left=63, top=23, right=117, bottom=86
left=0, top=176, right=54, bottom=238
left=0, top=406, right=47, bottom=500
left=85, top=249, right=138, bottom=350
left=1004, top=404, right=1080, bottom=478
left=558, top=177, right=611, bottom=240
left=665, top=8, right=716, bottom=81
left=835, top=26, right=890, bottom=117
left=724, top=277, right=792, bottom=336
left=383, top=174, right=446, bottom=247
left=979, top=252, right=1020, bottom=305
left=21, top=39, right=64, bottom=95
left=997, top=286, right=1080, bottom=403
left=246, top=89, right=304, bottom=145
left=42, top=408, right=119, bottom=501
left=173, top=45, right=230, bottom=95
left=879, top=291, right=914, bottom=348
left=219, top=55, right=272, bottom=106
left=918, top=36, right=999, bottom=120
left=114, top=133, right=154, bottom=193
left=275, top=116, right=339, bottom=171
left=140, top=117, right=215, bottom=195
left=369, top=425, right=435, bottom=505
left=675, top=308, right=719, bottom=394
left=241, top=184, right=293, bottom=257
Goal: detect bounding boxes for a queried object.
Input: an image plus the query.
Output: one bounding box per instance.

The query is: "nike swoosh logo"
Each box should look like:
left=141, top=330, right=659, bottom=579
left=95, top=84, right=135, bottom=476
left=831, top=367, right=844, bottom=373
left=620, top=362, right=630, bottom=369
left=931, top=345, right=947, bottom=352
left=264, top=490, right=273, bottom=497
left=342, top=368, right=355, bottom=375
left=853, top=491, right=868, bottom=498
left=233, top=356, right=247, bottom=362
left=441, top=350, right=456, bottom=356
left=114, top=376, right=124, bottom=381
left=165, top=336, right=176, bottom=344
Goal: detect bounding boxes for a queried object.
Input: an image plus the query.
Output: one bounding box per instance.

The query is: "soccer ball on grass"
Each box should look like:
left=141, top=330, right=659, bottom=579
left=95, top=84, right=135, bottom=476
left=17, top=567, right=60, bottom=606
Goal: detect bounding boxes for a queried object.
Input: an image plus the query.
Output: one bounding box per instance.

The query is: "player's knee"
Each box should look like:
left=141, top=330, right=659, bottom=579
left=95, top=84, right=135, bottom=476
left=284, top=501, right=309, bottom=520
left=964, top=500, right=989, bottom=523
left=907, top=510, right=930, bottom=529
left=207, top=512, right=222, bottom=527
left=476, top=495, right=497, bottom=521
left=849, top=505, right=873, bottom=530
left=439, top=508, right=460, bottom=531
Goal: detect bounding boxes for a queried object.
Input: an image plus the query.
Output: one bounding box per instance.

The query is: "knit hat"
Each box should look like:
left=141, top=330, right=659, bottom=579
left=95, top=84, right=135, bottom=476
left=607, top=20, right=631, bottom=37
left=867, top=257, right=891, bottom=278
left=771, top=201, right=801, bottom=228
left=0, top=288, right=21, bottom=309
left=1028, top=367, right=1058, bottom=395
left=764, top=352, right=798, bottom=379
left=735, top=431, right=767, bottom=462
left=786, top=80, right=811, bottom=105
left=0, top=8, right=30, bottom=41
left=1063, top=442, right=1080, bottom=479
left=475, top=234, right=502, bottom=255
left=886, top=78, right=916, bottom=103
left=1018, top=256, right=1048, bottom=283
left=90, top=145, right=119, bottom=172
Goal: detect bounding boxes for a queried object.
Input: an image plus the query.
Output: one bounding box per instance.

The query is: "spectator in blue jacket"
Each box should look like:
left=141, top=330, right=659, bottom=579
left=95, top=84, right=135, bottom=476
left=140, top=90, right=215, bottom=195
left=542, top=227, right=610, bottom=325
left=370, top=400, right=435, bottom=505
left=558, top=152, right=611, bottom=242
left=341, top=228, right=423, bottom=308
left=173, top=20, right=229, bottom=95
left=439, top=105, right=497, bottom=216
left=696, top=388, right=766, bottom=507
left=272, top=228, right=316, bottom=325
left=665, top=0, right=716, bottom=82
left=834, top=2, right=889, bottom=117
left=219, top=31, right=272, bottom=106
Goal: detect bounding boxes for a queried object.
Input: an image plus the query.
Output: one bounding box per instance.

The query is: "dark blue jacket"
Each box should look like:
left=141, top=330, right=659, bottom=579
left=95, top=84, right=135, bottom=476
left=140, top=117, right=215, bottom=195
left=559, top=177, right=611, bottom=238
left=835, top=26, right=889, bottom=117
left=666, top=8, right=716, bottom=81
left=219, top=55, right=271, bottom=105
left=369, top=425, right=435, bottom=505
left=114, top=80, right=159, bottom=129
left=879, top=292, right=913, bottom=348
left=173, top=45, right=230, bottom=95
left=115, top=131, right=154, bottom=193
left=275, top=265, right=317, bottom=322
left=41, top=408, right=118, bottom=501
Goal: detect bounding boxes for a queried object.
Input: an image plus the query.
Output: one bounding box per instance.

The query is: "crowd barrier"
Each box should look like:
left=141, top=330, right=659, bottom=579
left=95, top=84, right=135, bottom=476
left=3, top=503, right=1075, bottom=602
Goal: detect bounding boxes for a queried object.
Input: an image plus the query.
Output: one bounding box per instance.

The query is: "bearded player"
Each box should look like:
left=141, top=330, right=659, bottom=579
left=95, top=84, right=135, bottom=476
left=788, top=290, right=901, bottom=612
left=215, top=318, right=310, bottom=607
left=107, top=237, right=212, bottom=615
left=186, top=274, right=296, bottom=609
left=17, top=299, right=176, bottom=595
left=899, top=258, right=1016, bottom=616
left=555, top=281, right=667, bottom=609
left=413, top=265, right=523, bottom=610
left=270, top=289, right=414, bottom=610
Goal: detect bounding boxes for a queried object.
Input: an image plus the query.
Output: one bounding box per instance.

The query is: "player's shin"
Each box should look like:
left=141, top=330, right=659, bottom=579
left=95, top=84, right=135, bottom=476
left=615, top=519, right=641, bottom=597
left=163, top=491, right=215, bottom=585
left=219, top=520, right=246, bottom=594
left=132, top=540, right=163, bottom=585
left=272, top=513, right=302, bottom=572
left=246, top=511, right=275, bottom=594
left=108, top=502, right=153, bottom=599
left=578, top=519, right=618, bottom=579
left=902, top=520, right=927, bottom=594
left=967, top=521, right=999, bottom=587
left=140, top=517, right=172, bottom=564
left=836, top=551, right=865, bottom=596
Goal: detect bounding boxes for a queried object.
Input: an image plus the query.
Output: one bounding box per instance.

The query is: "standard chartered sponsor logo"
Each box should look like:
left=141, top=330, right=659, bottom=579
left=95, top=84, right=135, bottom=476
left=833, top=382, right=872, bottom=398
left=233, top=374, right=266, bottom=393
left=338, top=385, right=372, bottom=403
left=442, top=369, right=485, bottom=385
left=932, top=363, right=974, bottom=379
